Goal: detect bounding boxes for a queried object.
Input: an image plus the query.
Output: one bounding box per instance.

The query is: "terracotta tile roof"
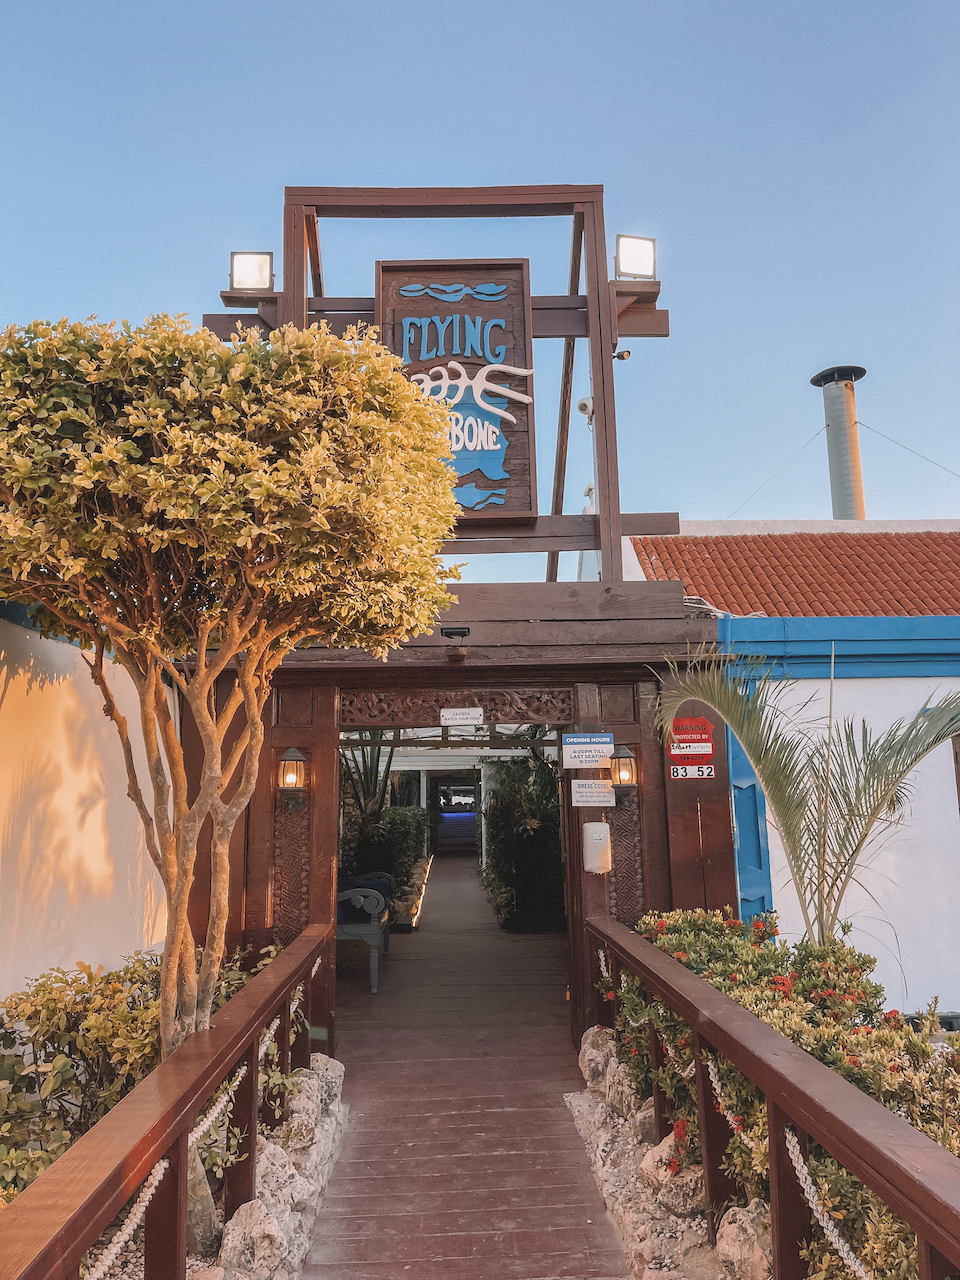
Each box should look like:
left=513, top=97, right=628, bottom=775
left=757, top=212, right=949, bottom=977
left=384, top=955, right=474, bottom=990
left=630, top=532, right=960, bottom=617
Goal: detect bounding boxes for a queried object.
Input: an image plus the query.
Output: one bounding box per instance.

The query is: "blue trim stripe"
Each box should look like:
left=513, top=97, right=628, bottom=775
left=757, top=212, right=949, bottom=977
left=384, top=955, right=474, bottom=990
left=719, top=615, right=960, bottom=678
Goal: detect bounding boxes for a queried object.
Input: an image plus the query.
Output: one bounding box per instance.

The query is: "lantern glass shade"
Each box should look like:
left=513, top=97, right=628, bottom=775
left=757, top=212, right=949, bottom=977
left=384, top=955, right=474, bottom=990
left=278, top=748, right=306, bottom=791
left=609, top=745, right=638, bottom=789
left=615, top=234, right=656, bottom=280
left=230, top=251, right=274, bottom=293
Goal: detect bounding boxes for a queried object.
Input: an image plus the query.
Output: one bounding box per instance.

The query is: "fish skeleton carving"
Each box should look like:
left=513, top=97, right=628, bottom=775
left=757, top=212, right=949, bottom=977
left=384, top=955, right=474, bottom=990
left=409, top=361, right=533, bottom=425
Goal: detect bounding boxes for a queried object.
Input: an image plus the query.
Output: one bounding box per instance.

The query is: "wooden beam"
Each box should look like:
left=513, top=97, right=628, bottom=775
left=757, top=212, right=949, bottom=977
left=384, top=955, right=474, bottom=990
left=304, top=210, right=324, bottom=299
left=547, top=212, right=584, bottom=583
left=287, top=183, right=605, bottom=220
left=279, top=202, right=307, bottom=328
left=581, top=199, right=623, bottom=580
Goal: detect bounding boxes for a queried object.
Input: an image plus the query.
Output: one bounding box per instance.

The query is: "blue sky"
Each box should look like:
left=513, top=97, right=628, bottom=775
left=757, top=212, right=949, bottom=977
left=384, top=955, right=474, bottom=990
left=1, top=1, right=957, bottom=580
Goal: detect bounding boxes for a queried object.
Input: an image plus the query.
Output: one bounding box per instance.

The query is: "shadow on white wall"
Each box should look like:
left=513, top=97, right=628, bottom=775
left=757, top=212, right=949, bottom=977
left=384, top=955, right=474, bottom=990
left=0, top=619, right=165, bottom=996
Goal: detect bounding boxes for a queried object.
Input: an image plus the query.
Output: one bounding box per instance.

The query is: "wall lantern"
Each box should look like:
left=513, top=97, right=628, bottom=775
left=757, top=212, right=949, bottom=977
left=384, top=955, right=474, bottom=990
left=615, top=234, right=657, bottom=280
left=278, top=747, right=306, bottom=812
left=229, top=251, right=274, bottom=293
left=609, top=745, right=638, bottom=801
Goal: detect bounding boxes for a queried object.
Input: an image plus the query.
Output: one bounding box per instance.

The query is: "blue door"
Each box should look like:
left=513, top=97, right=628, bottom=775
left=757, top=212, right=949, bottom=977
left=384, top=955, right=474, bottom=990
left=726, top=728, right=773, bottom=921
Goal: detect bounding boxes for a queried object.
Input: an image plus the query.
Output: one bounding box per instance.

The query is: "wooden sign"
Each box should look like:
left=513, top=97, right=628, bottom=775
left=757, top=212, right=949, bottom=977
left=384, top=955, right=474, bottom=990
left=667, top=716, right=716, bottom=764
left=376, top=259, right=536, bottom=518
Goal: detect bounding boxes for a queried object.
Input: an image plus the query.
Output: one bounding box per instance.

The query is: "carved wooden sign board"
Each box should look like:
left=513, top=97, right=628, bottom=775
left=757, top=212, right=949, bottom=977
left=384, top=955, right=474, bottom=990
left=375, top=259, right=536, bottom=518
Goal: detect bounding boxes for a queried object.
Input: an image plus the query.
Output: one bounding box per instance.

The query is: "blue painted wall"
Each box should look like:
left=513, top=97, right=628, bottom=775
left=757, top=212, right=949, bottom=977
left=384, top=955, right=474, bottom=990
left=718, top=614, right=960, bottom=919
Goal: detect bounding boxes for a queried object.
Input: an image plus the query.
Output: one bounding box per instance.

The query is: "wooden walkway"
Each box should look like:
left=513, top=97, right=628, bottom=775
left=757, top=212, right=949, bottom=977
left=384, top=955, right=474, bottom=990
left=305, top=853, right=628, bottom=1280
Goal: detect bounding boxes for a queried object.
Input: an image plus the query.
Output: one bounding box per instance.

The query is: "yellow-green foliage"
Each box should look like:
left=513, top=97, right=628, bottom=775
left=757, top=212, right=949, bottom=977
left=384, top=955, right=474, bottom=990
left=608, top=908, right=960, bottom=1280
left=0, top=948, right=281, bottom=1203
left=0, top=315, right=459, bottom=655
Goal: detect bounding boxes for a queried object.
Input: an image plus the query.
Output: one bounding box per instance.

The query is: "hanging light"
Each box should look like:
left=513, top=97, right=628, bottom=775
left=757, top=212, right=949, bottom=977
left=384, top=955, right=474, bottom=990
left=609, top=745, right=638, bottom=801
left=278, top=747, right=306, bottom=812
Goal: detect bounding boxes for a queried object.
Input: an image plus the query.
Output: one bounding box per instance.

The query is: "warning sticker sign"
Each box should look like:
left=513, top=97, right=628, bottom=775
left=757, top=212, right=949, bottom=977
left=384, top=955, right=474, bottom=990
left=667, top=716, right=715, bottom=764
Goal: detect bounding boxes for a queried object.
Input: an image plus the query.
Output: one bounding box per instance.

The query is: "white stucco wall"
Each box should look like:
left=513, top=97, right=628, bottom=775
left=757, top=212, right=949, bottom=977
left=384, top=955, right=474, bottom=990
left=0, top=619, right=166, bottom=997
left=763, top=676, right=960, bottom=1014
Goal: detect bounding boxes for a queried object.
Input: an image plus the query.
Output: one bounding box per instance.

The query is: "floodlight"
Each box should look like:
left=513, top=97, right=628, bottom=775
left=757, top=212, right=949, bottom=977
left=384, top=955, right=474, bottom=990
left=229, top=251, right=274, bottom=293
left=615, top=235, right=656, bottom=280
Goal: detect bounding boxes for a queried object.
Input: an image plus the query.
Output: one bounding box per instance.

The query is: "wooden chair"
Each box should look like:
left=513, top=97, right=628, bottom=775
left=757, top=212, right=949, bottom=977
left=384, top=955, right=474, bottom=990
left=336, top=887, right=390, bottom=993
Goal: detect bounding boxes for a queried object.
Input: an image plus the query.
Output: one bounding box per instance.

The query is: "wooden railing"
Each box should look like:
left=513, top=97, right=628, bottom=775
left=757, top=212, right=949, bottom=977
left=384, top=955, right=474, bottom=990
left=586, top=915, right=960, bottom=1280
left=0, top=923, right=334, bottom=1280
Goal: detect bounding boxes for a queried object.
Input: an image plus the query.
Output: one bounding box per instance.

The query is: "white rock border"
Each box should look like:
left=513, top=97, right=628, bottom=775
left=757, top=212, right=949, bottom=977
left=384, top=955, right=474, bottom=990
left=569, top=1027, right=774, bottom=1280
left=196, top=1050, right=348, bottom=1280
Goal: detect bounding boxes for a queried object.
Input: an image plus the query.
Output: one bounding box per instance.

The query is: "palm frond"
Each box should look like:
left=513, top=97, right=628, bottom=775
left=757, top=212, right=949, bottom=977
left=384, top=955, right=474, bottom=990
left=656, top=656, right=960, bottom=943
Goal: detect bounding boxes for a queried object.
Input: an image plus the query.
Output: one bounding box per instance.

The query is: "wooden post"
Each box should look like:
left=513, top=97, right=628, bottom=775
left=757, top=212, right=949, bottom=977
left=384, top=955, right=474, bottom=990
left=692, top=1032, right=739, bottom=1244
left=580, top=198, right=623, bottom=582
left=918, top=1239, right=957, bottom=1280
left=636, top=677, right=672, bottom=912
left=566, top=683, right=611, bottom=1042
left=291, top=976, right=311, bottom=1070
left=546, top=210, right=584, bottom=583
left=648, top=1023, right=672, bottom=1142
left=224, top=1040, right=259, bottom=1220
left=279, top=200, right=307, bottom=328
left=264, top=999, right=292, bottom=1129
left=144, top=1129, right=187, bottom=1280
left=767, top=1102, right=810, bottom=1280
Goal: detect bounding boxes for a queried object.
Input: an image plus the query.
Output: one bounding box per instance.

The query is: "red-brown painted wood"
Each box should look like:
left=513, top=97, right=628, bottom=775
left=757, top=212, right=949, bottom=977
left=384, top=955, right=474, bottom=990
left=144, top=1130, right=187, bottom=1280
left=648, top=1025, right=672, bottom=1142
left=1, top=925, right=330, bottom=1280
left=767, top=1103, right=809, bottom=1280
left=692, top=1031, right=739, bottom=1243
left=224, top=1038, right=258, bottom=1220
left=586, top=915, right=960, bottom=1273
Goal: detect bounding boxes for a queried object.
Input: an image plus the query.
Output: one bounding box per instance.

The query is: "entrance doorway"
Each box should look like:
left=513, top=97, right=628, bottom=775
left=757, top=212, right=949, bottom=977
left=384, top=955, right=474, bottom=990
left=336, top=721, right=567, bottom=993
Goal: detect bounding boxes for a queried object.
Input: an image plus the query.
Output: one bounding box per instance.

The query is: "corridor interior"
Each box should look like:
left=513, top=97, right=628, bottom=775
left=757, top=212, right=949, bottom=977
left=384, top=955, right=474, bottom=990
left=306, top=831, right=628, bottom=1278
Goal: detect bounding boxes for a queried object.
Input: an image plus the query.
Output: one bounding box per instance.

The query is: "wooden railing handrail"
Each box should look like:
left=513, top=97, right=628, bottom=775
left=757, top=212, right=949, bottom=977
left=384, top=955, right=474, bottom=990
left=0, top=923, right=333, bottom=1280
left=587, top=915, right=960, bottom=1271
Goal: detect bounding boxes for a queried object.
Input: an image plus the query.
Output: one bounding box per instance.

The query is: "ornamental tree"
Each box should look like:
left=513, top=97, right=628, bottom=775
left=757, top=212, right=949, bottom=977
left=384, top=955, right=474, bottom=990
left=0, top=315, right=458, bottom=1056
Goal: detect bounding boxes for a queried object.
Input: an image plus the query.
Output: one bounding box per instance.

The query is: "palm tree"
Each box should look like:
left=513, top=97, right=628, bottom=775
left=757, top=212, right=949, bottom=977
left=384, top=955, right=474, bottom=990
left=656, top=654, right=960, bottom=944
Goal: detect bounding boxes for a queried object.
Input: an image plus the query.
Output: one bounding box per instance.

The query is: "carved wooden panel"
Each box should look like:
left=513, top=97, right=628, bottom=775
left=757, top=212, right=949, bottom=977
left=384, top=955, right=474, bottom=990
left=600, top=683, right=635, bottom=724
left=276, top=687, right=314, bottom=727
left=273, top=784, right=312, bottom=945
left=339, top=687, right=573, bottom=727
left=610, top=789, right=644, bottom=928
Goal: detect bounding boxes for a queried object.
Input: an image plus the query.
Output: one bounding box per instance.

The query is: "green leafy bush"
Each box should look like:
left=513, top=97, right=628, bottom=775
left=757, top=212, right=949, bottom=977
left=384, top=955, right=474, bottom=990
left=482, top=753, right=565, bottom=932
left=349, top=805, right=428, bottom=894
left=604, top=908, right=959, bottom=1280
left=0, top=946, right=282, bottom=1205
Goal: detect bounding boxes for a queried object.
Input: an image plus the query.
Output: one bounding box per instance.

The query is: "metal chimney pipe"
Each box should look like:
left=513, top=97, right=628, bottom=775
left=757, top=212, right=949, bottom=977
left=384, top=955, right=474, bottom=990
left=810, top=365, right=867, bottom=519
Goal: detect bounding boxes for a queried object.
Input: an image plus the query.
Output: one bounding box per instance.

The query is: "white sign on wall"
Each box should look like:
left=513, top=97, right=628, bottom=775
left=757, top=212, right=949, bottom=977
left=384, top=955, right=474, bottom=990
left=571, top=779, right=616, bottom=807
left=439, top=707, right=484, bottom=726
left=562, top=732, right=614, bottom=769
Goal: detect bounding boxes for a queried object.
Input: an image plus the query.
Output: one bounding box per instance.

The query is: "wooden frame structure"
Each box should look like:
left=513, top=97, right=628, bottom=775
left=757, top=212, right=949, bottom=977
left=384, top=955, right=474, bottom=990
left=197, top=184, right=736, bottom=1047
left=203, top=184, right=670, bottom=582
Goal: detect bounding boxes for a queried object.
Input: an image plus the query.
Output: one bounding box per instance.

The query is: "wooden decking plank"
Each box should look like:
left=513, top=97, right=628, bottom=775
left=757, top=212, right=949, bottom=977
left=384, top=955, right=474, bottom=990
left=308, top=855, right=627, bottom=1279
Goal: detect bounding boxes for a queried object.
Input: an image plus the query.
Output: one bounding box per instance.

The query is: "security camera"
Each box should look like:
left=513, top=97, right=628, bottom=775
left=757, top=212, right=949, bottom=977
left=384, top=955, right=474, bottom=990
left=577, top=396, right=594, bottom=418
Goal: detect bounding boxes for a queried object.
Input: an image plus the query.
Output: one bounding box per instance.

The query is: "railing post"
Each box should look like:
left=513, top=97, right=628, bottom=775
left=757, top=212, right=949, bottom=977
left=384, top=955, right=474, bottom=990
left=224, top=1040, right=259, bottom=1219
left=265, top=999, right=292, bottom=1129
left=918, top=1238, right=957, bottom=1280
left=291, top=975, right=311, bottom=1071
left=309, top=936, right=335, bottom=1058
left=144, top=1128, right=187, bottom=1280
left=767, top=1102, right=809, bottom=1280
left=647, top=1022, right=672, bottom=1142
left=692, top=1032, right=739, bottom=1244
